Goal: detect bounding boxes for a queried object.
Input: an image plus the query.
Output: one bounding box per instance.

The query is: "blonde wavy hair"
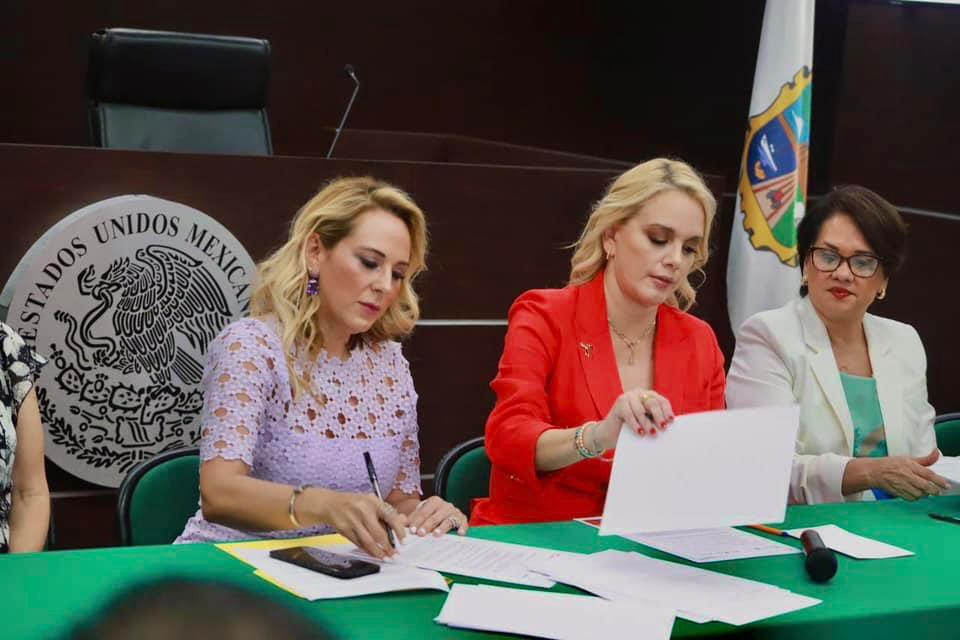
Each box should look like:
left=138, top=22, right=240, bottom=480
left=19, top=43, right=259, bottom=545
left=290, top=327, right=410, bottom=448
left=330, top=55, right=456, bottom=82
left=569, top=158, right=716, bottom=311
left=250, top=176, right=428, bottom=399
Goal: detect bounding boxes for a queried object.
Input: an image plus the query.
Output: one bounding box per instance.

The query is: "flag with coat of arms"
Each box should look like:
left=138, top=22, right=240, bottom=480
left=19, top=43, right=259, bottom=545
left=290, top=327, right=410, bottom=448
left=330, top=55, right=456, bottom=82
left=727, top=0, right=815, bottom=333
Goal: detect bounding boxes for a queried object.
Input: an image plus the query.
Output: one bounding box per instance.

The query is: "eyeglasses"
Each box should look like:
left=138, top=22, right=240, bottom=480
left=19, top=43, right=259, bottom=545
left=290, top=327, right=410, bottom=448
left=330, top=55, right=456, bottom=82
left=809, top=246, right=881, bottom=278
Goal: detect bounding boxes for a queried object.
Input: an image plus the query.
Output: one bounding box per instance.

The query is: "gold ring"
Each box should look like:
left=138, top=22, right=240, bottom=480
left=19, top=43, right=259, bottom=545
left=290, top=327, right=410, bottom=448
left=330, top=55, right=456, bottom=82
left=640, top=391, right=652, bottom=403
left=380, top=502, right=397, bottom=517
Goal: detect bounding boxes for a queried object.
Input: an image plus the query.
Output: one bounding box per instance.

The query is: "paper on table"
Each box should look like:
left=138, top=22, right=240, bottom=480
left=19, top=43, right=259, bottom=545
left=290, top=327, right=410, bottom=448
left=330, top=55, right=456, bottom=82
left=624, top=527, right=801, bottom=563
left=784, top=524, right=913, bottom=559
left=435, top=584, right=675, bottom=640
left=529, top=549, right=820, bottom=626
left=225, top=546, right=448, bottom=600
left=600, top=405, right=800, bottom=535
left=352, top=533, right=573, bottom=587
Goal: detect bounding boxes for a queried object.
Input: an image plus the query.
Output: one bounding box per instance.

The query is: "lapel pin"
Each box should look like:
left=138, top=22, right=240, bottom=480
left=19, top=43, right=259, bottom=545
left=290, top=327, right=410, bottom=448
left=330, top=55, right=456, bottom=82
left=580, top=342, right=593, bottom=358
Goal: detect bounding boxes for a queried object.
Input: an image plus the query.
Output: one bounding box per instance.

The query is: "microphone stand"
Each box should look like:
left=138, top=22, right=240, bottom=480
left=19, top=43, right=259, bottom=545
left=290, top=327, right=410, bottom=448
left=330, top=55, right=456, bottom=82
left=326, top=65, right=360, bottom=159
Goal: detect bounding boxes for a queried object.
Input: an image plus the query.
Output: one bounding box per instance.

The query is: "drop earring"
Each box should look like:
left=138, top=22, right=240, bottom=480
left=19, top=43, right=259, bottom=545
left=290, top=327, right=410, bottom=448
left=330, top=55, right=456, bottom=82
left=306, top=273, right=320, bottom=296
left=877, top=287, right=886, bottom=300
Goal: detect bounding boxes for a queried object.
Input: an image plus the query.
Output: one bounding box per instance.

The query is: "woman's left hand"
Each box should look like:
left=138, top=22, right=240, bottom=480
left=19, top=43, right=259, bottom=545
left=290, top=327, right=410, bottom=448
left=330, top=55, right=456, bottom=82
left=407, top=496, right=468, bottom=536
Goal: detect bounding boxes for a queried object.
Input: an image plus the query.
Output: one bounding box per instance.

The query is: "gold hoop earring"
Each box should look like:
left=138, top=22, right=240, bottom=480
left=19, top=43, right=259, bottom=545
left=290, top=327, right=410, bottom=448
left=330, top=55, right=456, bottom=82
left=877, top=288, right=886, bottom=300
left=800, top=275, right=808, bottom=287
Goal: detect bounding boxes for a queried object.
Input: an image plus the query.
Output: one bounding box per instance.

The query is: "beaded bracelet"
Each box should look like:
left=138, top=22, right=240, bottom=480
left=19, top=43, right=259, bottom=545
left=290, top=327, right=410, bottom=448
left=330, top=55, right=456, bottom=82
left=574, top=424, right=602, bottom=459
left=288, top=483, right=313, bottom=528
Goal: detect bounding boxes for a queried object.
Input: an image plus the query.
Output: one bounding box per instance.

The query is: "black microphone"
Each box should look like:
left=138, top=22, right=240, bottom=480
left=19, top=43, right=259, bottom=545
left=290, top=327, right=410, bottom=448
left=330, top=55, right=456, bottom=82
left=800, top=529, right=837, bottom=583
left=326, top=64, right=361, bottom=159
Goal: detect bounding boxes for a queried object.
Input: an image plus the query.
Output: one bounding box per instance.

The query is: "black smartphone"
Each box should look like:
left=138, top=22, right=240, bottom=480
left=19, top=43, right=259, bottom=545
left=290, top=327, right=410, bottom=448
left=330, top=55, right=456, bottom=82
left=269, top=546, right=380, bottom=579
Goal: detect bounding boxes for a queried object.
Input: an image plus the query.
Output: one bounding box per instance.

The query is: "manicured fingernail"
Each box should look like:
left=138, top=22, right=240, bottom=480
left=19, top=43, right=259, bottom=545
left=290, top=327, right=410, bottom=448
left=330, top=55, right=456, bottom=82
left=638, top=428, right=645, bottom=435
left=660, top=421, right=668, bottom=429
left=649, top=426, right=657, bottom=434
left=418, top=528, right=426, bottom=536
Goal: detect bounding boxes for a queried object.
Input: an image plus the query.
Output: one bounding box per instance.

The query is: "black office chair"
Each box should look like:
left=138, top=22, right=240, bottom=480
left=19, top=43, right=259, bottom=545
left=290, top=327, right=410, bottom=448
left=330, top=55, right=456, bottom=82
left=86, top=28, right=272, bottom=155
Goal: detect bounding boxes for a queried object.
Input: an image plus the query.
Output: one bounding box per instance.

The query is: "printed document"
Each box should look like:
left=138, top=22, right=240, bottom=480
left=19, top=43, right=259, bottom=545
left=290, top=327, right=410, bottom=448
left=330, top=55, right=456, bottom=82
left=353, top=533, right=575, bottom=587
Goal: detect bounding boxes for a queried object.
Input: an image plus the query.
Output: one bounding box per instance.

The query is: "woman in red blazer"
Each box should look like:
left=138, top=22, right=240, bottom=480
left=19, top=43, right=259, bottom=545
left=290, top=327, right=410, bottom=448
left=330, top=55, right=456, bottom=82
left=472, top=159, right=726, bottom=526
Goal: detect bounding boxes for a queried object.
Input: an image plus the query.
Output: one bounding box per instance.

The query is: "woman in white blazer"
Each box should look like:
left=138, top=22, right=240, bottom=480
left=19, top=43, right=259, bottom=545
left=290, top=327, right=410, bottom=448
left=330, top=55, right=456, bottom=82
left=727, top=185, right=948, bottom=504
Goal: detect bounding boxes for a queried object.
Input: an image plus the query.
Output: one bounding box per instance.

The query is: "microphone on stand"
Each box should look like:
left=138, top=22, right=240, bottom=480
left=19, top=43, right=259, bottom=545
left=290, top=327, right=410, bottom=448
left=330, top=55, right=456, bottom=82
left=326, top=64, right=361, bottom=159
left=800, top=529, right=838, bottom=583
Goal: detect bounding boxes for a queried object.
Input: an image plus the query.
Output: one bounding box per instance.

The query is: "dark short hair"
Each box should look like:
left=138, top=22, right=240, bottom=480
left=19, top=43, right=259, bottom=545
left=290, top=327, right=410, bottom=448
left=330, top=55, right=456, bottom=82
left=797, top=185, right=908, bottom=296
left=69, top=578, right=331, bottom=640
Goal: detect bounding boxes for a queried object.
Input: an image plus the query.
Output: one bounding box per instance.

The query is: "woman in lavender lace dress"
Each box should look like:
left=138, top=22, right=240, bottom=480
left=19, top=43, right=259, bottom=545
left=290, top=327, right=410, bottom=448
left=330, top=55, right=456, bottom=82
left=177, top=177, right=467, bottom=558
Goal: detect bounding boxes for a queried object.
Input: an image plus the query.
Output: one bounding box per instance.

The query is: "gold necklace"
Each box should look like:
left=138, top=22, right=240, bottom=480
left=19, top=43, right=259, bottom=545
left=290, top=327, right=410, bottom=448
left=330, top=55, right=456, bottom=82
left=608, top=318, right=656, bottom=365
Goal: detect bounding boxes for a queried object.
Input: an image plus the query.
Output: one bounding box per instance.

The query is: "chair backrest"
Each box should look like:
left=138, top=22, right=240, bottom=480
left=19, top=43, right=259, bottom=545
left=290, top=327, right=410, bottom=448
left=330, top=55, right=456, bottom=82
left=117, top=447, right=200, bottom=546
left=87, top=28, right=272, bottom=155
left=935, top=413, right=960, bottom=457
left=434, top=437, right=490, bottom=516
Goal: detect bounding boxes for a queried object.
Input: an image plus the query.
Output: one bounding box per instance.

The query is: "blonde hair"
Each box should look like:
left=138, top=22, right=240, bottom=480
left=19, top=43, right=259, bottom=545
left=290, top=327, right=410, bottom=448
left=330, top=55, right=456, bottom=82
left=569, top=158, right=716, bottom=311
left=250, top=176, right=428, bottom=399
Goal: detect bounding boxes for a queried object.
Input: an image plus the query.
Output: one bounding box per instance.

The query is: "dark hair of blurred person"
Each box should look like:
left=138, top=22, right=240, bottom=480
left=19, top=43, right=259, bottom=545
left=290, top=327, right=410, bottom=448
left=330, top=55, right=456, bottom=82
left=68, top=578, right=332, bottom=640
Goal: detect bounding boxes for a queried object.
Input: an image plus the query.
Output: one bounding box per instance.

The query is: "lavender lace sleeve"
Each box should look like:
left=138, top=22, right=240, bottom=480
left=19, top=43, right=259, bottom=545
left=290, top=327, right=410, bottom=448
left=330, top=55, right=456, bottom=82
left=390, top=343, right=422, bottom=496
left=198, top=320, right=273, bottom=466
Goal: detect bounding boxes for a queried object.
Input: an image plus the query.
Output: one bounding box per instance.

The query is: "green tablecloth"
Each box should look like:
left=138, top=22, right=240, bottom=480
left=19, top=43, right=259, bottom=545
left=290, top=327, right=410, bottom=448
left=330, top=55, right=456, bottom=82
left=3, top=496, right=959, bottom=639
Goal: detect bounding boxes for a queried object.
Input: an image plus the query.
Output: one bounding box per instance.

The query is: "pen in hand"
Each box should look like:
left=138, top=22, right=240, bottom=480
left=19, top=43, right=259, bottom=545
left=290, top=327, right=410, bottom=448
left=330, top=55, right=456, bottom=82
left=363, top=451, right=398, bottom=549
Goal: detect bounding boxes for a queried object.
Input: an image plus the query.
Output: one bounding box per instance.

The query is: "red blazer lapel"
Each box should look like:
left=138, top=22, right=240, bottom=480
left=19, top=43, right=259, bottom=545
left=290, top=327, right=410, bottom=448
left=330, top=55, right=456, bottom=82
left=573, top=273, right=622, bottom=417
left=653, top=305, right=693, bottom=409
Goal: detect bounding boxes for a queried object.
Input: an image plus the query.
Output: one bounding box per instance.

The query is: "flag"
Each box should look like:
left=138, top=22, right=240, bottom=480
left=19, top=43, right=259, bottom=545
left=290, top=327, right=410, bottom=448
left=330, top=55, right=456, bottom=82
left=726, top=0, right=815, bottom=333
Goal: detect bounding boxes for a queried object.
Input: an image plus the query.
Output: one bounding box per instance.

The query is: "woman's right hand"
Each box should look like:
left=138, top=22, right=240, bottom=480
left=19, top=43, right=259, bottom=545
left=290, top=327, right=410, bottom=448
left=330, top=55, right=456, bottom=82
left=866, top=449, right=950, bottom=500
left=591, top=389, right=675, bottom=452
left=309, top=489, right=408, bottom=559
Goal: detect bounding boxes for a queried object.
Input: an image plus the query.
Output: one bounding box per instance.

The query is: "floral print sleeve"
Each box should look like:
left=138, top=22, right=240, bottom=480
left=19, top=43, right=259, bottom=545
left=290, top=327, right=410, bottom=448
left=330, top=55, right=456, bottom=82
left=0, top=322, right=47, bottom=421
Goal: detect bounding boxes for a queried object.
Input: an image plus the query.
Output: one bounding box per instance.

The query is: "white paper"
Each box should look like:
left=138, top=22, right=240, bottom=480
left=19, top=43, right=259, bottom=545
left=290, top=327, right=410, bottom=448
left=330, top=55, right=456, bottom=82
left=930, top=456, right=960, bottom=492
left=435, top=584, right=675, bottom=640
left=600, top=405, right=800, bottom=535
left=529, top=549, right=820, bottom=626
left=624, top=527, right=801, bottom=563
left=784, top=524, right=913, bottom=559
left=352, top=533, right=572, bottom=588
left=226, top=547, right=449, bottom=600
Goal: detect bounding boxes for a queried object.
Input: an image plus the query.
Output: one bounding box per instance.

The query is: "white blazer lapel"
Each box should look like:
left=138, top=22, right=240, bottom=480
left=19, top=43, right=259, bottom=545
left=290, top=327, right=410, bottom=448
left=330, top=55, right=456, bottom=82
left=798, top=298, right=855, bottom=453
left=864, top=315, right=906, bottom=455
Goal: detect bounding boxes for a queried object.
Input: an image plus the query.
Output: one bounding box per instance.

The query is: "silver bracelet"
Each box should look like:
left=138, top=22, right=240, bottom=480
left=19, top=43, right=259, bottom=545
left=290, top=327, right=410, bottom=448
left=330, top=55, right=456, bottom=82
left=288, top=483, right=313, bottom=528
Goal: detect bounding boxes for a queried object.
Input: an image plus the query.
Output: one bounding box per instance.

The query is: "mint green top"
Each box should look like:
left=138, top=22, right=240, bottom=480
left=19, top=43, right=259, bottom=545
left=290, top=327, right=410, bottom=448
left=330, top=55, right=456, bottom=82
left=840, top=372, right=888, bottom=458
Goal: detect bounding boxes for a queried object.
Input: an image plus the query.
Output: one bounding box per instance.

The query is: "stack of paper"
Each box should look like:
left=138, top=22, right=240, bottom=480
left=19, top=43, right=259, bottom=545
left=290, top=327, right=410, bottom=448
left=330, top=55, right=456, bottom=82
left=218, top=537, right=448, bottom=600
left=783, top=524, right=913, bottom=559
left=435, top=584, right=675, bottom=640
left=529, top=549, right=820, bottom=625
